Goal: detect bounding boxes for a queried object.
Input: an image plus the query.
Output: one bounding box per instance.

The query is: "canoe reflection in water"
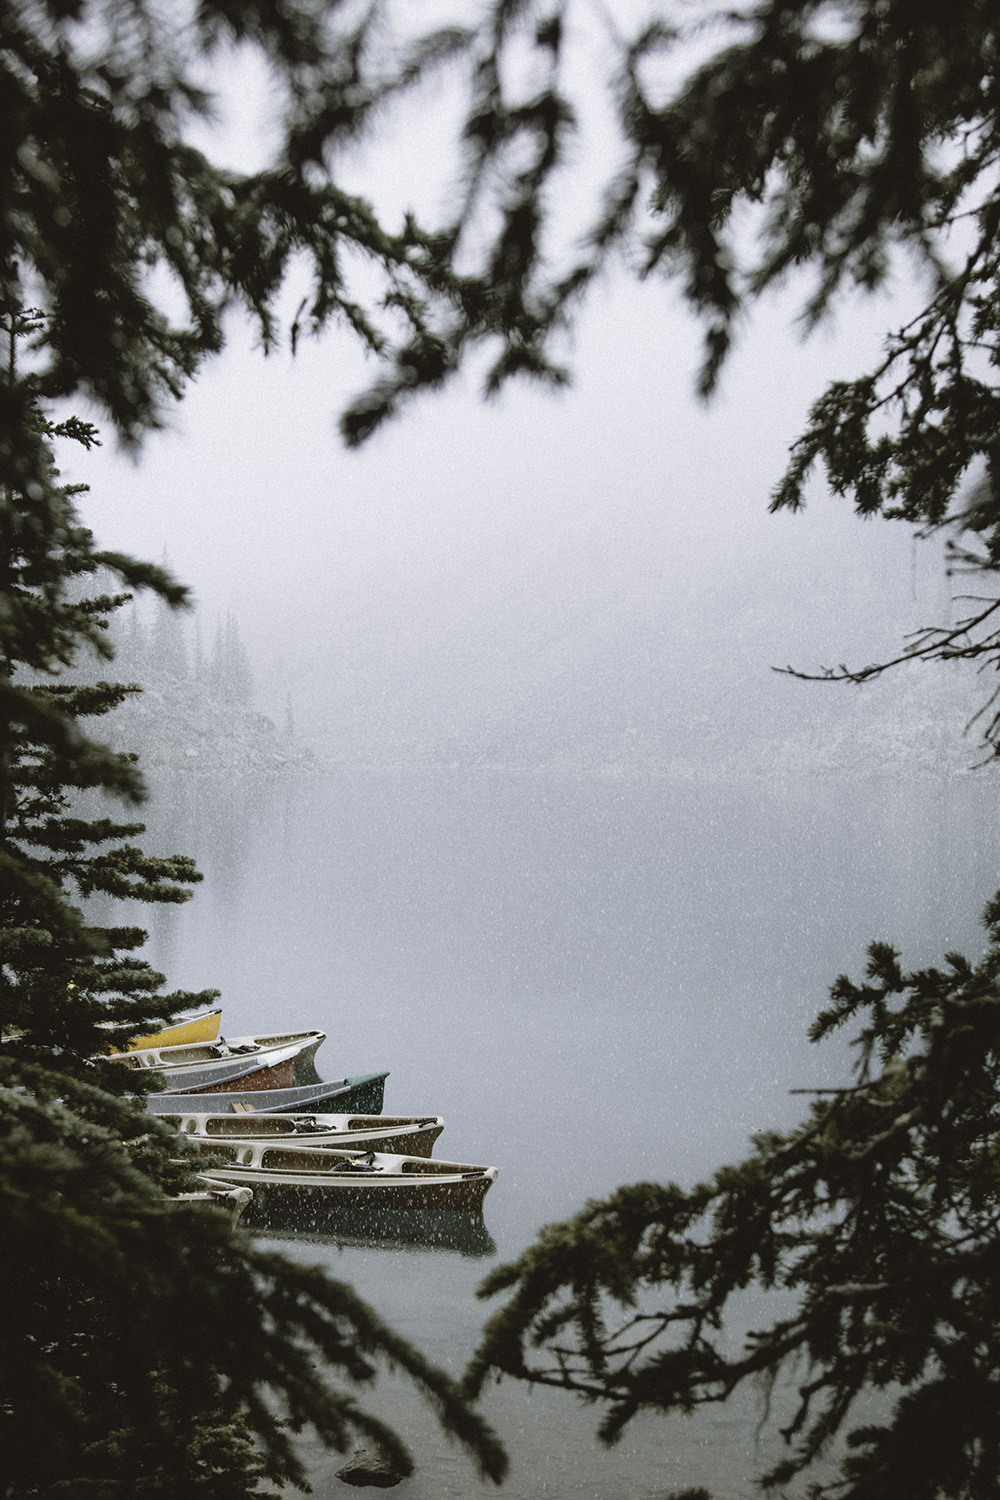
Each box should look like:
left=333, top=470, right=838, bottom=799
left=241, top=1196, right=497, bottom=1258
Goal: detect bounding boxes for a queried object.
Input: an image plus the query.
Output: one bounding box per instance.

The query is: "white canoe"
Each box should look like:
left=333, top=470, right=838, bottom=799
left=110, top=1031, right=326, bottom=1092
left=195, top=1140, right=498, bottom=1213
left=166, top=1111, right=445, bottom=1158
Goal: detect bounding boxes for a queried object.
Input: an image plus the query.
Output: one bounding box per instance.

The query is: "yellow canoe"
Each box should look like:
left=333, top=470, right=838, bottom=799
left=126, top=1007, right=223, bottom=1050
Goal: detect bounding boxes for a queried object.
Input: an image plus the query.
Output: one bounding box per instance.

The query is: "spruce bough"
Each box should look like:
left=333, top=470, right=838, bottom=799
left=467, top=901, right=1000, bottom=1499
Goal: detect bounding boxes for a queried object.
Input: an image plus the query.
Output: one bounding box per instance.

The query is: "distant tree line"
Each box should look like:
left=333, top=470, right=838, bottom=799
left=109, top=593, right=254, bottom=709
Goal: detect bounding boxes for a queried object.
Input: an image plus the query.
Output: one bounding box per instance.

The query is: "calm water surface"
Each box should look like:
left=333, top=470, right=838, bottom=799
left=136, top=769, right=1000, bottom=1498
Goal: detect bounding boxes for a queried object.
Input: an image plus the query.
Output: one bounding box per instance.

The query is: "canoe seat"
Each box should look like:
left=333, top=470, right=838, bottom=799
left=331, top=1153, right=377, bottom=1174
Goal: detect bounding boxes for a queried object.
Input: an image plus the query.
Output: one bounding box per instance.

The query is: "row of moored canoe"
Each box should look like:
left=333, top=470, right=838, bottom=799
left=114, top=1007, right=498, bottom=1219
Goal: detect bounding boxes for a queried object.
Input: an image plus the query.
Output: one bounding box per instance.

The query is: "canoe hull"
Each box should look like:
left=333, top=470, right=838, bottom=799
left=196, top=1142, right=498, bottom=1215
left=126, top=1051, right=297, bottom=1094
left=129, top=1008, right=223, bottom=1050
left=201, top=1169, right=495, bottom=1214
left=146, top=1073, right=389, bottom=1117
left=116, top=1032, right=325, bottom=1092
left=174, top=1055, right=297, bottom=1094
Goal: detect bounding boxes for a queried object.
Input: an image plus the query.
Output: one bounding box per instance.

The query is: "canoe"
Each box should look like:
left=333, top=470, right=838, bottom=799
left=129, top=1007, right=223, bottom=1050
left=112, top=1031, right=326, bottom=1093
left=122, top=1039, right=318, bottom=1093
left=165, top=1110, right=445, bottom=1158
left=195, top=1141, right=498, bottom=1213
left=145, top=1073, right=390, bottom=1116
left=112, top=1029, right=325, bottom=1075
left=104, top=1006, right=224, bottom=1053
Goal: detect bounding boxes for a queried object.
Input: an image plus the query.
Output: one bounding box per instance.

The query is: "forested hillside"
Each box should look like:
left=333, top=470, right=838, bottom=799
left=102, top=595, right=316, bottom=776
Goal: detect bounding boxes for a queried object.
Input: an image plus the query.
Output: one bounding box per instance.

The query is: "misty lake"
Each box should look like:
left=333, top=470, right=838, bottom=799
left=135, top=767, right=1000, bottom=1499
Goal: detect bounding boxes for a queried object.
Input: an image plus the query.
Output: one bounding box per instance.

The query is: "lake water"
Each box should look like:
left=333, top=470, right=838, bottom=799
left=136, top=768, right=1000, bottom=1498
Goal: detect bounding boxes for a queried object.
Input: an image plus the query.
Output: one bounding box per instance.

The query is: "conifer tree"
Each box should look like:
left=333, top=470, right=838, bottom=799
left=210, top=611, right=254, bottom=708
left=148, top=582, right=189, bottom=682
left=1, top=1058, right=507, bottom=1498
left=191, top=614, right=207, bottom=684
left=0, top=309, right=198, bottom=1065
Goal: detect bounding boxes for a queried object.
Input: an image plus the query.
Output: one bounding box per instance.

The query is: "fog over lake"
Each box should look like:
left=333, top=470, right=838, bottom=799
left=77, top=266, right=959, bottom=775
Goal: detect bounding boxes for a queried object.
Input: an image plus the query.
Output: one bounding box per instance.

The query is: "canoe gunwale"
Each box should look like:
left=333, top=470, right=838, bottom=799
left=163, top=1111, right=445, bottom=1158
